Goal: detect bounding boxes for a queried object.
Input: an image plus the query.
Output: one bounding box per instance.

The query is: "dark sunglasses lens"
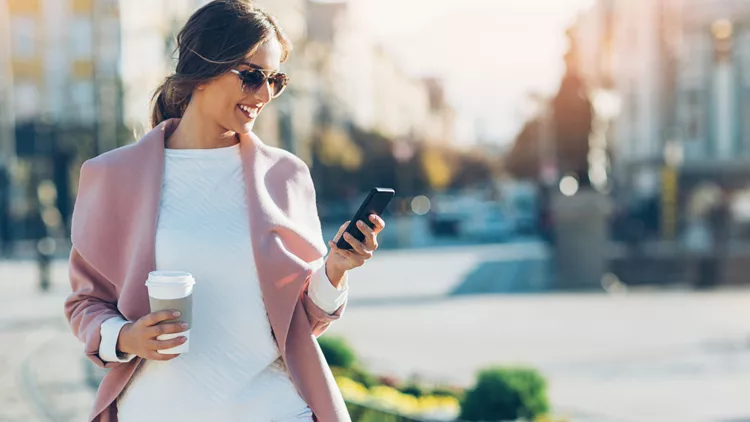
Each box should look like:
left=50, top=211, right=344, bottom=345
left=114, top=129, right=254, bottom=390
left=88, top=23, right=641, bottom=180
left=240, top=70, right=265, bottom=90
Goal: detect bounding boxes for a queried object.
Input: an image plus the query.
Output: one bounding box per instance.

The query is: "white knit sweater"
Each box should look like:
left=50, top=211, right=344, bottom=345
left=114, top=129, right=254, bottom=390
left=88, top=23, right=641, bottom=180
left=98, top=143, right=347, bottom=421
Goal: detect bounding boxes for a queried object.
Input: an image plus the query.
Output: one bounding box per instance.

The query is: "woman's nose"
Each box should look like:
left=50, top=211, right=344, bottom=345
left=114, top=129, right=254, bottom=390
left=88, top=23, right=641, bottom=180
left=255, top=80, right=273, bottom=103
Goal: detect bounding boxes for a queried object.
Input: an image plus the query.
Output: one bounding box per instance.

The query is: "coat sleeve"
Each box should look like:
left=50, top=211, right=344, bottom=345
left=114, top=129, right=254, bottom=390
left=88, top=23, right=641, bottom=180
left=302, top=290, right=346, bottom=337
left=63, top=160, right=129, bottom=369
left=64, top=247, right=128, bottom=369
left=292, top=160, right=348, bottom=335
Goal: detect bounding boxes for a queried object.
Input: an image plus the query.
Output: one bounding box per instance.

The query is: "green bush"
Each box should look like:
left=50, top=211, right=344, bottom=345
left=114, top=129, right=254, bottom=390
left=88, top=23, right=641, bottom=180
left=430, top=386, right=465, bottom=401
left=459, top=367, right=549, bottom=421
left=345, top=366, right=379, bottom=389
left=400, top=383, right=425, bottom=398
left=318, top=336, right=356, bottom=369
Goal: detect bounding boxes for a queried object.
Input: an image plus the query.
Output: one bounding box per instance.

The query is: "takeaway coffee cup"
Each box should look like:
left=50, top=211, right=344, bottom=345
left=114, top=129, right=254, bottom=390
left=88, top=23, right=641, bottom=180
left=145, top=271, right=195, bottom=354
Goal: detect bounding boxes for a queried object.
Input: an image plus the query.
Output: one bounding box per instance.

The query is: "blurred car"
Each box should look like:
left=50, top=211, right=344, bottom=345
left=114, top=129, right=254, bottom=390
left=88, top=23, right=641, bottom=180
left=609, top=195, right=660, bottom=243
left=428, top=193, right=473, bottom=237
left=460, top=203, right=514, bottom=242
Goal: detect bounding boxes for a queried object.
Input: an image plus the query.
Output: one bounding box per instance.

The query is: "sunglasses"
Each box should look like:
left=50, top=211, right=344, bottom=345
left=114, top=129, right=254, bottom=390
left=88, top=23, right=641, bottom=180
left=231, top=68, right=289, bottom=98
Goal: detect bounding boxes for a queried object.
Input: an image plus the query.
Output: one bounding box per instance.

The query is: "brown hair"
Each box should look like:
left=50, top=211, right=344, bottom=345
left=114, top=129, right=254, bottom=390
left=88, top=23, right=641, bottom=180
left=150, top=0, right=292, bottom=128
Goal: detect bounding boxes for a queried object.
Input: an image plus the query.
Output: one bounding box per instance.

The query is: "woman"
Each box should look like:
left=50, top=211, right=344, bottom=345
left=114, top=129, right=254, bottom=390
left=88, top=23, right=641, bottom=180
left=64, top=1, right=384, bottom=421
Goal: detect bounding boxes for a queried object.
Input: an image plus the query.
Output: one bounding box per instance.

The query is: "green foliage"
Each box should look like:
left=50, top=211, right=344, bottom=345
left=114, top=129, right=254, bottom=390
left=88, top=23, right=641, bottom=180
left=429, top=385, right=465, bottom=402
left=459, top=367, right=550, bottom=421
left=346, top=366, right=379, bottom=389
left=399, top=383, right=425, bottom=398
left=318, top=336, right=356, bottom=369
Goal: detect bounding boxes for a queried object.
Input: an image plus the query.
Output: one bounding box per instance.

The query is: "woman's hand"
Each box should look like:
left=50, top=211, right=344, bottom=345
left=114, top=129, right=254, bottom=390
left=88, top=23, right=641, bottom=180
left=325, top=214, right=386, bottom=285
left=117, top=310, right=188, bottom=361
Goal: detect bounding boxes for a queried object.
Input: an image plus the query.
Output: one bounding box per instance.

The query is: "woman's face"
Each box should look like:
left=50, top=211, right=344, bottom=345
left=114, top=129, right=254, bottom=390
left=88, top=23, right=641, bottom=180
left=194, top=37, right=284, bottom=135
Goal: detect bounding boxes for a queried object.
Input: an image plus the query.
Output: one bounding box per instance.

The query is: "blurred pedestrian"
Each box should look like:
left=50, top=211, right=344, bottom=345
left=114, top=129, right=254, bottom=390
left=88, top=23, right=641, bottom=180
left=0, top=166, right=8, bottom=256
left=63, top=2, right=385, bottom=421
left=705, top=189, right=732, bottom=287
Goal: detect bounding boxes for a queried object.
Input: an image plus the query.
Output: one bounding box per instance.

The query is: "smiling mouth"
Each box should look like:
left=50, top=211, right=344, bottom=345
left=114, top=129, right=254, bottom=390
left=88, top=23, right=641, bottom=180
left=238, top=104, right=258, bottom=120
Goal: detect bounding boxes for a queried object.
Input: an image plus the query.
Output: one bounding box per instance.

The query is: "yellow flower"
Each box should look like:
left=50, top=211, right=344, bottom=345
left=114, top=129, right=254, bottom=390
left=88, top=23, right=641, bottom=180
left=335, top=376, right=369, bottom=403
left=335, top=376, right=461, bottom=420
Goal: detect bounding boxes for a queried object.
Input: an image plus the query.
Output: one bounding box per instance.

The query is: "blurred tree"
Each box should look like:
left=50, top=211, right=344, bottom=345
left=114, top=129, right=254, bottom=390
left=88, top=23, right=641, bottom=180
left=506, top=118, right=542, bottom=179
left=316, top=126, right=363, bottom=171
left=420, top=146, right=453, bottom=191
left=311, top=124, right=497, bottom=201
left=451, top=150, right=499, bottom=189
left=311, top=126, right=397, bottom=201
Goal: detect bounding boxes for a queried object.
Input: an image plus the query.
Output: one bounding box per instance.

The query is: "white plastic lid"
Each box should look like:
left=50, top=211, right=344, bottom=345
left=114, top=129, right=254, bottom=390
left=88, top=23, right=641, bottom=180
left=146, top=271, right=195, bottom=287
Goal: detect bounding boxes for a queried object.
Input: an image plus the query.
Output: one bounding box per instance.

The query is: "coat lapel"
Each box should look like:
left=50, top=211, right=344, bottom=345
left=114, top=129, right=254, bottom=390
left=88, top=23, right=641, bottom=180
left=121, top=126, right=166, bottom=319
left=81, top=120, right=169, bottom=420
left=239, top=131, right=325, bottom=356
left=72, top=120, right=169, bottom=320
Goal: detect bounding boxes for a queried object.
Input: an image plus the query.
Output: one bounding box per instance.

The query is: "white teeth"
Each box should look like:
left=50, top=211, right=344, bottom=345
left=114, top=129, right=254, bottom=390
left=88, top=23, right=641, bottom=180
left=239, top=104, right=257, bottom=118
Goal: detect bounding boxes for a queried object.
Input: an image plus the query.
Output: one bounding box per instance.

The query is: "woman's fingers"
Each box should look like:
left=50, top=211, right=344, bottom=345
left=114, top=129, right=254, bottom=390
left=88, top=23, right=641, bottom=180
left=146, top=322, right=189, bottom=340
left=369, top=214, right=386, bottom=233
left=333, top=221, right=350, bottom=242
left=145, top=350, right=181, bottom=361
left=356, top=220, right=379, bottom=251
left=143, top=310, right=182, bottom=327
left=328, top=241, right=361, bottom=265
left=147, top=336, right=188, bottom=352
left=343, top=232, right=372, bottom=257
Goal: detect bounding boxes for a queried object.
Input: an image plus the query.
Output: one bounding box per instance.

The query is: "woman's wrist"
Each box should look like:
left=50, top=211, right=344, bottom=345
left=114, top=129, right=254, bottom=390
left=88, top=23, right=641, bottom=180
left=116, top=322, right=134, bottom=355
left=324, top=260, right=347, bottom=288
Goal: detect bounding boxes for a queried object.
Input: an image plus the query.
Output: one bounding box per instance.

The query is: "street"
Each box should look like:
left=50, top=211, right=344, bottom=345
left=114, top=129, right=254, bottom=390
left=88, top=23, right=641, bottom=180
left=0, top=240, right=748, bottom=422
left=328, top=242, right=750, bottom=422
left=0, top=261, right=94, bottom=422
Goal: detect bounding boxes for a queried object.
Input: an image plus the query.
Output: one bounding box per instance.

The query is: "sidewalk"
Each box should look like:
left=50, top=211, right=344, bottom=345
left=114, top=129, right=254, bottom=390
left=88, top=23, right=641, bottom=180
left=0, top=260, right=94, bottom=422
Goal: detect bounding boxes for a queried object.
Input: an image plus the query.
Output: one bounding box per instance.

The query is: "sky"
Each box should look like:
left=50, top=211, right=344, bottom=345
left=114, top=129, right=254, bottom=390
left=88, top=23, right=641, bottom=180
left=350, top=0, right=595, bottom=145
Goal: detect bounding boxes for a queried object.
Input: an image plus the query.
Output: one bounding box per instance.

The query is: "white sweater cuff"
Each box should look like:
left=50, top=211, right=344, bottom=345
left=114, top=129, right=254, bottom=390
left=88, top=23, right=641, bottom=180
left=308, top=263, right=348, bottom=314
left=99, top=316, right=137, bottom=363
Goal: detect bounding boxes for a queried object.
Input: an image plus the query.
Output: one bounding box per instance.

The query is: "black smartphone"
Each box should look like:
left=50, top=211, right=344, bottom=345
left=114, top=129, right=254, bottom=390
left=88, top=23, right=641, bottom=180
left=336, top=187, right=395, bottom=250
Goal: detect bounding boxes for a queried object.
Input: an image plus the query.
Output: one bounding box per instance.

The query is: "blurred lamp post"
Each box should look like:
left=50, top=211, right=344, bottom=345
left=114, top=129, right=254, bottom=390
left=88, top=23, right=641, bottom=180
left=661, top=140, right=683, bottom=240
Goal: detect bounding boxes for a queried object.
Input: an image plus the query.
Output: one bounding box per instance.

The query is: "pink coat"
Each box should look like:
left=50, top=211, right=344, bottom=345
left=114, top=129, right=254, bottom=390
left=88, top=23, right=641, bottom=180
left=64, top=119, right=350, bottom=422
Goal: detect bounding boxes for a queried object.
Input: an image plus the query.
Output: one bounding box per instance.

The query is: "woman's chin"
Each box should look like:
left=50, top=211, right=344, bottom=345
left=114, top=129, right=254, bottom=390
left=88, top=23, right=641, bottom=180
left=235, top=120, right=255, bottom=134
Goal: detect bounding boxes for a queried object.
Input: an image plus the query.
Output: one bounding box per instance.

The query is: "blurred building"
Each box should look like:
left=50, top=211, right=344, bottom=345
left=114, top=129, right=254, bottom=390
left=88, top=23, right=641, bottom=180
left=572, top=0, right=678, bottom=199
left=304, top=0, right=454, bottom=145
left=677, top=0, right=750, bottom=163
left=252, top=0, right=311, bottom=156
left=574, top=0, right=750, bottom=239
left=0, top=0, right=453, bottom=245
left=423, top=77, right=456, bottom=145
left=1, top=0, right=197, bottom=243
